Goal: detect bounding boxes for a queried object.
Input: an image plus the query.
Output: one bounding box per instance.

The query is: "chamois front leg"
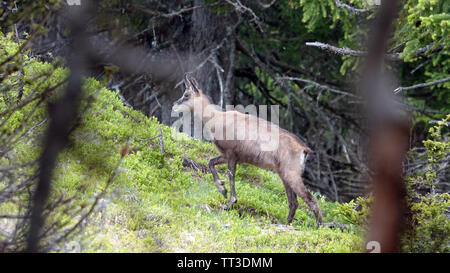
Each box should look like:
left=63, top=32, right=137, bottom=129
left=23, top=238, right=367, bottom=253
left=223, top=158, right=237, bottom=210
left=208, top=156, right=228, bottom=198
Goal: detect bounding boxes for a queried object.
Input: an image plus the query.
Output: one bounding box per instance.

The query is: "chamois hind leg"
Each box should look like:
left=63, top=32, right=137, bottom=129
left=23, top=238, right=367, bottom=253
left=281, top=170, right=322, bottom=227
left=223, top=158, right=237, bottom=210
left=282, top=183, right=299, bottom=224
left=292, top=178, right=322, bottom=227
left=208, top=156, right=228, bottom=198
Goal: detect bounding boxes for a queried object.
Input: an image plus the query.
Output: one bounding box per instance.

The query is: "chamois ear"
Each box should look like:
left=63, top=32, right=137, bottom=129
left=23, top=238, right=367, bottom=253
left=183, top=73, right=193, bottom=90
left=188, top=77, right=201, bottom=94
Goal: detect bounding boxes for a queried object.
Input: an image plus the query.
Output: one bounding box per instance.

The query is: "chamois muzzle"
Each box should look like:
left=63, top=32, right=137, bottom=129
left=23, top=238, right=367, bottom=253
left=172, top=95, right=189, bottom=113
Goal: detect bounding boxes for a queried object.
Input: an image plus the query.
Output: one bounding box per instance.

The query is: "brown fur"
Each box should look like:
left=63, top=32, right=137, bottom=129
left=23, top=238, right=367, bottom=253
left=173, top=75, right=322, bottom=226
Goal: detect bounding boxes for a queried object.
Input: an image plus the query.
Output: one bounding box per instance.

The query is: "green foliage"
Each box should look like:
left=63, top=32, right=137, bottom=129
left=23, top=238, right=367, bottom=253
left=395, top=0, right=449, bottom=115
left=55, top=85, right=365, bottom=251
left=402, top=115, right=450, bottom=252
left=298, top=0, right=449, bottom=117
left=293, top=0, right=371, bottom=75
left=423, top=115, right=450, bottom=164
left=0, top=32, right=364, bottom=252
left=296, top=0, right=369, bottom=32
left=398, top=0, right=449, bottom=62
left=402, top=193, right=450, bottom=252
left=334, top=195, right=372, bottom=227
left=334, top=115, right=450, bottom=252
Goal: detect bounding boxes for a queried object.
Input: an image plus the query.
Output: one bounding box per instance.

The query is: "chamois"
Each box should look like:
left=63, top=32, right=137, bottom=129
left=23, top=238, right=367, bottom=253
left=172, top=75, right=322, bottom=226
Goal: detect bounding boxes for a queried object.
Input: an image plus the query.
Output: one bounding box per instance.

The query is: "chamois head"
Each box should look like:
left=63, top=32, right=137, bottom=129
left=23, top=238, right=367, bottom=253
left=172, top=74, right=203, bottom=113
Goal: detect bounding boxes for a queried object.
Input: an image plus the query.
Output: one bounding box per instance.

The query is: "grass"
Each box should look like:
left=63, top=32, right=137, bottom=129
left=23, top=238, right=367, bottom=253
left=57, top=86, right=364, bottom=253
left=0, top=35, right=365, bottom=251
left=0, top=82, right=365, bottom=252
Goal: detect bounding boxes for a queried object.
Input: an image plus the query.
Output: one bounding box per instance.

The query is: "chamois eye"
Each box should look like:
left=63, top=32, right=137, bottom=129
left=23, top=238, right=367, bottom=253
left=184, top=93, right=189, bottom=98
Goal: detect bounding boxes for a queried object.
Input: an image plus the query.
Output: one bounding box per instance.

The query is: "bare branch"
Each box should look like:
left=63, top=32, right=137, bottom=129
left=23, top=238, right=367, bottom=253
left=428, top=120, right=450, bottom=125
left=305, top=41, right=366, bottom=56
left=305, top=41, right=445, bottom=61
left=223, top=34, right=236, bottom=106
left=135, top=1, right=220, bottom=19
left=225, top=0, right=264, bottom=32
left=135, top=129, right=165, bottom=155
left=176, top=17, right=242, bottom=89
left=258, top=0, right=277, bottom=9
left=394, top=76, right=450, bottom=94
left=117, top=93, right=132, bottom=107
left=159, top=128, right=165, bottom=154
left=276, top=76, right=359, bottom=98
left=322, top=221, right=351, bottom=230
left=0, top=10, right=51, bottom=68
left=183, top=157, right=208, bottom=174
left=335, top=0, right=370, bottom=14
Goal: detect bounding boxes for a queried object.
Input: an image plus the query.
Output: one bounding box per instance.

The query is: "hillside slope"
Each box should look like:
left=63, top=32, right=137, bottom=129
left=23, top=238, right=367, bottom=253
left=2, top=82, right=365, bottom=252
left=66, top=87, right=364, bottom=252
left=0, top=33, right=364, bottom=252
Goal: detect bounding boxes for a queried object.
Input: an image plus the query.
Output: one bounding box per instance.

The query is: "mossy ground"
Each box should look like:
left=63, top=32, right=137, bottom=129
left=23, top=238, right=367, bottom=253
left=53, top=87, right=364, bottom=252
left=1, top=81, right=365, bottom=253
left=0, top=32, right=364, bottom=251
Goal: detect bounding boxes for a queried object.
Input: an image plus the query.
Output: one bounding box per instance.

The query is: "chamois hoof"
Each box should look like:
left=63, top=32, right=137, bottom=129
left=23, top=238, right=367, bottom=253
left=217, top=186, right=227, bottom=199
left=223, top=197, right=237, bottom=210
left=222, top=202, right=234, bottom=210
left=286, top=218, right=294, bottom=225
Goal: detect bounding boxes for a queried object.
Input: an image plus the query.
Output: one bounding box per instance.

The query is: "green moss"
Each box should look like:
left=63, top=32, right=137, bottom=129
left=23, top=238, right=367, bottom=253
left=61, top=88, right=364, bottom=252
left=0, top=32, right=363, bottom=252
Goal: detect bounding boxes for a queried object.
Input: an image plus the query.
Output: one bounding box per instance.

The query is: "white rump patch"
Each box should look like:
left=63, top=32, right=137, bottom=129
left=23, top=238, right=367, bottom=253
left=299, top=150, right=306, bottom=169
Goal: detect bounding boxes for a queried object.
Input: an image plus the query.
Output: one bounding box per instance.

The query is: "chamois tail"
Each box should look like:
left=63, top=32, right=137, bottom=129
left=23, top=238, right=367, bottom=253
left=299, top=148, right=311, bottom=171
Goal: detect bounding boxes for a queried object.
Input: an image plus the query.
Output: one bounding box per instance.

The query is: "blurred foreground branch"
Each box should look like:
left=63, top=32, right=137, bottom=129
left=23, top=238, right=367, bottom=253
left=362, top=0, right=410, bottom=253
left=26, top=3, right=90, bottom=252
